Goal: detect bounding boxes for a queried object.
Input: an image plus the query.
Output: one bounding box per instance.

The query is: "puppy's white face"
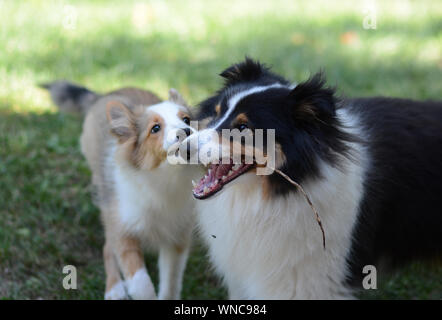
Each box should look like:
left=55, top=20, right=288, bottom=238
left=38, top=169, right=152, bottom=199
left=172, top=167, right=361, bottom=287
left=106, top=92, right=193, bottom=170
left=147, top=101, right=192, bottom=151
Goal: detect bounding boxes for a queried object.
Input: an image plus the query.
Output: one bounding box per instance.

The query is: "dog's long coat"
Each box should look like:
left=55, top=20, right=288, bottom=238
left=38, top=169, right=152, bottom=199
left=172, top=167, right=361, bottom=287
left=45, top=82, right=197, bottom=299
left=186, top=59, right=442, bottom=299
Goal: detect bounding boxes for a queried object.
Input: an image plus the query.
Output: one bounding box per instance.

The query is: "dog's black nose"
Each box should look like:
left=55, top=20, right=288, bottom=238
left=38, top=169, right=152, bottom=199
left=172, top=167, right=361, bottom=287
left=183, top=128, right=191, bottom=137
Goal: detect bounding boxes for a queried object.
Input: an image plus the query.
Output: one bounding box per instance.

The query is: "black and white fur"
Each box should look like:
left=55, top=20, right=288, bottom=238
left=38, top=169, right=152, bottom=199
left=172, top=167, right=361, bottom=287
left=188, top=58, right=442, bottom=299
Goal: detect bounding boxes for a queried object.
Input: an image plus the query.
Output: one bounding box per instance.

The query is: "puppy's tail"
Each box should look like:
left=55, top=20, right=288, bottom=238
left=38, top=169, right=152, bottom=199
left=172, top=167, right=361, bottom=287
left=40, top=81, right=100, bottom=115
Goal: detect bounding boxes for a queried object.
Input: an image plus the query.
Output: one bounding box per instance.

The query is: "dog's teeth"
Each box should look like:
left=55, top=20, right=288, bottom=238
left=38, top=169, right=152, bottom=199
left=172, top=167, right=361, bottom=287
left=232, top=164, right=241, bottom=170
left=228, top=170, right=233, bottom=176
left=203, top=187, right=209, bottom=194
left=192, top=180, right=197, bottom=187
left=222, top=175, right=227, bottom=180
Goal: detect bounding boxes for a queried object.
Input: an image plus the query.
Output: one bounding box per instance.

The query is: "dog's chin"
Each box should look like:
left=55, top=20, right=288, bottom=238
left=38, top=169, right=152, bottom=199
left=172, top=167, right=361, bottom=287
left=192, top=160, right=256, bottom=199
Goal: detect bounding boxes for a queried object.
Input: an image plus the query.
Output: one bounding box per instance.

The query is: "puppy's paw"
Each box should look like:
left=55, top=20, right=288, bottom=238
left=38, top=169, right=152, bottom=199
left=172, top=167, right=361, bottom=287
left=126, top=269, right=157, bottom=300
left=105, top=281, right=128, bottom=300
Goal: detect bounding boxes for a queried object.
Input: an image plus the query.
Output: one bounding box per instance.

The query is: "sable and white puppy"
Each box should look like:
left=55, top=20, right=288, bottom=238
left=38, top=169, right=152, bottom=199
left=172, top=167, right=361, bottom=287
left=44, top=82, right=197, bottom=300
left=181, top=58, right=442, bottom=299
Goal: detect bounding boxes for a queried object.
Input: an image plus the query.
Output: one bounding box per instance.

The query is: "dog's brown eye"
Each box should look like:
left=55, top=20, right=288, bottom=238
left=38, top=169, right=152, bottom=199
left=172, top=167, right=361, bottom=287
left=238, top=123, right=248, bottom=131
left=183, top=117, right=190, bottom=125
left=151, top=124, right=161, bottom=133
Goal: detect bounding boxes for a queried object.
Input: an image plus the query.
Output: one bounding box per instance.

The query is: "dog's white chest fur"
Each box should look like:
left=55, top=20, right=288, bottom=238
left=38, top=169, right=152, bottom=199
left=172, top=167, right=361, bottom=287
left=197, top=164, right=364, bottom=299
left=196, top=111, right=367, bottom=299
left=112, top=157, right=196, bottom=247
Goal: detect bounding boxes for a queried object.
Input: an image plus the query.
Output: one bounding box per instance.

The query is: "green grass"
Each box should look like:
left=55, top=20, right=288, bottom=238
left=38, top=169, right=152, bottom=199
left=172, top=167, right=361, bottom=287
left=0, top=0, right=441, bottom=299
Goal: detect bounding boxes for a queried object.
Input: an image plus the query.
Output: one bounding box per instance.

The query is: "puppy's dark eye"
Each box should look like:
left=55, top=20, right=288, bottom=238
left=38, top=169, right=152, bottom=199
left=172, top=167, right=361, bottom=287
left=151, top=124, right=161, bottom=133
left=238, top=123, right=248, bottom=131
left=182, top=117, right=190, bottom=125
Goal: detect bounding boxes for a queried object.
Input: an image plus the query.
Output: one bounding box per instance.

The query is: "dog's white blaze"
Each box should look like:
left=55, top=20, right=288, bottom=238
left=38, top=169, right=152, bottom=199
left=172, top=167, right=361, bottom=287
left=196, top=108, right=368, bottom=299
left=147, top=101, right=194, bottom=150
left=289, top=82, right=297, bottom=90
left=189, top=83, right=288, bottom=165
left=213, top=83, right=287, bottom=130
left=181, top=83, right=293, bottom=166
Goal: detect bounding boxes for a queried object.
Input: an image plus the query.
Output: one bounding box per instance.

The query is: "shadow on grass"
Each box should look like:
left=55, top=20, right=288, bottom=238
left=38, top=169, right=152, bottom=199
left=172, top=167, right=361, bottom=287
left=0, top=108, right=225, bottom=299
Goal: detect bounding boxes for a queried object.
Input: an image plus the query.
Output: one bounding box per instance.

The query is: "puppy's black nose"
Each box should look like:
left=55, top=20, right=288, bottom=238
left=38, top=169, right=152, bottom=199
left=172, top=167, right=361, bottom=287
left=176, top=128, right=191, bottom=142
left=176, top=128, right=193, bottom=162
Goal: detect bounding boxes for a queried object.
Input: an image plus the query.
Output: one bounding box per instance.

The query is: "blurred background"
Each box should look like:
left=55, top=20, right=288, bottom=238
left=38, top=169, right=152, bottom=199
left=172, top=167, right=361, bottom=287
left=0, top=0, right=441, bottom=299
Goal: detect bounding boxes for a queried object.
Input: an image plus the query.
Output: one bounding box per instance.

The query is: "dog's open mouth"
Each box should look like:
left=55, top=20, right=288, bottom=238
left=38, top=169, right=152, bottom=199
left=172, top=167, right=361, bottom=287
left=192, top=160, right=255, bottom=199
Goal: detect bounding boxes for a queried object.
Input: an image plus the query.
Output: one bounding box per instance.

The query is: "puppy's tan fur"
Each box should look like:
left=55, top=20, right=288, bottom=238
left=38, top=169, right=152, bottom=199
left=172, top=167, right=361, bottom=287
left=46, top=83, right=197, bottom=300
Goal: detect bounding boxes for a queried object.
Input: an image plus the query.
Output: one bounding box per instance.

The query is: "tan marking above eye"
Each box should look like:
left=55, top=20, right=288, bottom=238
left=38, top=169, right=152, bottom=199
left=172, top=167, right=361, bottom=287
left=215, top=104, right=221, bottom=116
left=234, top=113, right=249, bottom=126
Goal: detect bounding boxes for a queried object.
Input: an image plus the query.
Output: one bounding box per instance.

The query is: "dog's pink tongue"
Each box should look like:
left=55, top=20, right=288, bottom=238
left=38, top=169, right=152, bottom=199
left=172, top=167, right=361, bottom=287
left=214, top=163, right=232, bottom=180
left=207, top=164, right=217, bottom=183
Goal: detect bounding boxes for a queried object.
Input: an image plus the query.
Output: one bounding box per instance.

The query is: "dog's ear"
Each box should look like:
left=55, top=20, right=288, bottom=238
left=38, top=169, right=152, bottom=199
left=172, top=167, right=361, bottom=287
left=288, top=72, right=336, bottom=122
left=168, top=88, right=187, bottom=106
left=106, top=100, right=136, bottom=143
left=219, top=57, right=266, bottom=86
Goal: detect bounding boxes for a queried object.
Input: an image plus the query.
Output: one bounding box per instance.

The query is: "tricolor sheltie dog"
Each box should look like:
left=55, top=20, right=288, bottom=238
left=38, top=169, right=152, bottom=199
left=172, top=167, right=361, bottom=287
left=182, top=58, right=442, bottom=299
left=45, top=82, right=197, bottom=299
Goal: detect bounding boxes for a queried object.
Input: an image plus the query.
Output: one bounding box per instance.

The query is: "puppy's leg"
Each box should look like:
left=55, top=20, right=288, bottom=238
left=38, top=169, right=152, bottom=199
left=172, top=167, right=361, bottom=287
left=158, top=240, right=191, bottom=300
left=114, top=235, right=157, bottom=300
left=103, top=241, right=128, bottom=300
